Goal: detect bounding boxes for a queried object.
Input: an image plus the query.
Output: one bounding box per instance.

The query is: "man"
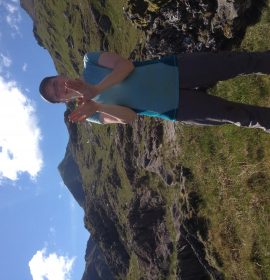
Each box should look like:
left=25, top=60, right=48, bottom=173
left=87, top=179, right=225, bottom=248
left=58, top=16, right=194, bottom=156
left=39, top=51, right=270, bottom=132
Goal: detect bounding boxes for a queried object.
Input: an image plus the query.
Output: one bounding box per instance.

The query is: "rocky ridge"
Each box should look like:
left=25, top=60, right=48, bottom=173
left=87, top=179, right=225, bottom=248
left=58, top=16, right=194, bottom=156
left=21, top=0, right=266, bottom=279
left=125, top=0, right=265, bottom=59
left=20, top=0, right=35, bottom=21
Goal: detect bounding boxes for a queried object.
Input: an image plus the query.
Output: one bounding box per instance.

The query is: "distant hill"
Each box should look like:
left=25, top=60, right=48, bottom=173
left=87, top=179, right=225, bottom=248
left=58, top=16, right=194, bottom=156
left=20, top=0, right=35, bottom=21
left=21, top=1, right=270, bottom=279
left=58, top=141, right=85, bottom=209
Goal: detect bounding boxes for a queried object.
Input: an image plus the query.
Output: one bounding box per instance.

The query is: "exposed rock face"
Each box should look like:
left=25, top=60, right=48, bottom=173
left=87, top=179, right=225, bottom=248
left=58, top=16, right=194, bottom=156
left=82, top=236, right=115, bottom=280
left=125, top=0, right=265, bottom=59
left=58, top=142, right=85, bottom=209
left=58, top=137, right=114, bottom=280
left=89, top=3, right=114, bottom=51
left=63, top=116, right=223, bottom=279
left=20, top=0, right=35, bottom=22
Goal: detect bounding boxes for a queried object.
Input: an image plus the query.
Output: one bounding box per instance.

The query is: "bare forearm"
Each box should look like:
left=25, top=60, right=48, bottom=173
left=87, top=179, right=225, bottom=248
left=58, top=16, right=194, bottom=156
left=76, top=53, right=135, bottom=100
left=70, top=62, right=134, bottom=100
left=96, top=60, right=134, bottom=93
left=97, top=103, right=137, bottom=124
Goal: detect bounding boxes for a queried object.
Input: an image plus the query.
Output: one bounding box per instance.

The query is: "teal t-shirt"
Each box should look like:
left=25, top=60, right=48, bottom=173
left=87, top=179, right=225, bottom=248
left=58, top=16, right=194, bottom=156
left=83, top=52, right=179, bottom=124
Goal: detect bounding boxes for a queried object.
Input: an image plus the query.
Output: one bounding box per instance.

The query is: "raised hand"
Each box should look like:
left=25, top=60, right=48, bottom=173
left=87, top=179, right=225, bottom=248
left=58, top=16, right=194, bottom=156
left=65, top=79, right=99, bottom=101
left=62, top=81, right=83, bottom=102
left=68, top=99, right=100, bottom=122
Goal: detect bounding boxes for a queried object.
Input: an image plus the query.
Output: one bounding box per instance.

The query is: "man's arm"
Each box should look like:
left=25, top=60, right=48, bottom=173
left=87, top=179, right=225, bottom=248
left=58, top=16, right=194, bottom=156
left=99, top=113, right=131, bottom=124
left=98, top=103, right=137, bottom=124
left=65, top=52, right=134, bottom=100
left=68, top=99, right=137, bottom=124
left=96, top=52, right=134, bottom=93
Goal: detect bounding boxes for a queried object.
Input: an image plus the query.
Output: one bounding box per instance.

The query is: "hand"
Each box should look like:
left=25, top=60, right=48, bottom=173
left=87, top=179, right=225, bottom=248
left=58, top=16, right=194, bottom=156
left=68, top=99, right=100, bottom=122
left=62, top=84, right=83, bottom=102
left=65, top=79, right=99, bottom=101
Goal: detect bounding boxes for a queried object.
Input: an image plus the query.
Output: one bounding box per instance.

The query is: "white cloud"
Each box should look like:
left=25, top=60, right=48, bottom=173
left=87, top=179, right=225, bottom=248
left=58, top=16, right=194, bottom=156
left=49, top=227, right=56, bottom=235
left=0, top=76, right=43, bottom=181
left=22, top=63, right=27, bottom=72
left=0, top=53, right=12, bottom=69
left=0, top=0, right=21, bottom=33
left=6, top=3, right=17, bottom=14
left=29, top=249, right=75, bottom=280
left=0, top=53, right=12, bottom=78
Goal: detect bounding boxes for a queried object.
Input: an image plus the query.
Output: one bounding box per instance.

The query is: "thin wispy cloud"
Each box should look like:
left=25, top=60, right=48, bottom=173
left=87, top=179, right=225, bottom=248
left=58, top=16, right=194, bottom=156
left=29, top=249, right=75, bottom=280
left=49, top=227, right=56, bottom=235
left=0, top=0, right=21, bottom=33
left=22, top=62, right=27, bottom=72
left=6, top=3, right=17, bottom=13
left=0, top=53, right=12, bottom=79
left=0, top=76, right=43, bottom=181
left=0, top=53, right=12, bottom=69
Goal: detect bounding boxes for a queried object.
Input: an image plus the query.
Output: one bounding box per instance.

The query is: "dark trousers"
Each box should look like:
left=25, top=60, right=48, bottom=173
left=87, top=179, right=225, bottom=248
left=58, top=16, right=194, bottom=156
left=176, top=51, right=270, bottom=132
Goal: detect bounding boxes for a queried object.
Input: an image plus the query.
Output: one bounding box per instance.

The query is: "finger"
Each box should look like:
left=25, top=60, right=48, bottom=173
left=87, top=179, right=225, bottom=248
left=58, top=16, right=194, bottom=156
left=77, top=114, right=87, bottom=122
left=69, top=78, right=82, bottom=84
left=66, top=79, right=79, bottom=89
left=70, top=105, right=87, bottom=118
left=65, top=79, right=73, bottom=88
left=66, top=88, right=82, bottom=100
left=69, top=113, right=86, bottom=123
left=64, top=90, right=76, bottom=100
left=65, top=82, right=77, bottom=91
left=68, top=112, right=76, bottom=122
left=69, top=113, right=81, bottom=122
left=69, top=107, right=82, bottom=119
left=70, top=108, right=94, bottom=121
left=77, top=98, right=84, bottom=106
left=68, top=114, right=75, bottom=122
left=69, top=110, right=81, bottom=120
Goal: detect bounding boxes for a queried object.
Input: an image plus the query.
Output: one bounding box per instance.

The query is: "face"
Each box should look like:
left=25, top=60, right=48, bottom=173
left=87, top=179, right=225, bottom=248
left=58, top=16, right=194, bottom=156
left=45, top=76, right=68, bottom=103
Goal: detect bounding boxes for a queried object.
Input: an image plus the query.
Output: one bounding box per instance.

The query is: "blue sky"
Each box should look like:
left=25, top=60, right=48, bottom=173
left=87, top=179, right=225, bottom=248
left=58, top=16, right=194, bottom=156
left=0, top=1, right=89, bottom=280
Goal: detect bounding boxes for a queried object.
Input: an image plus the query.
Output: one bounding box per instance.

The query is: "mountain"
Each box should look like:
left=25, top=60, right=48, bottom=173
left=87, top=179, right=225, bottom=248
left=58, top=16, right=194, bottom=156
left=21, top=0, right=269, bottom=279
left=82, top=236, right=115, bottom=280
left=58, top=141, right=85, bottom=209
left=20, top=0, right=35, bottom=21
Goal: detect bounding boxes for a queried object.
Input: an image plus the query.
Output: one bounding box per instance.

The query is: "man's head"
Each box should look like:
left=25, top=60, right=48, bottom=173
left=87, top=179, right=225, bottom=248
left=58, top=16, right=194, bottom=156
left=39, top=75, right=68, bottom=103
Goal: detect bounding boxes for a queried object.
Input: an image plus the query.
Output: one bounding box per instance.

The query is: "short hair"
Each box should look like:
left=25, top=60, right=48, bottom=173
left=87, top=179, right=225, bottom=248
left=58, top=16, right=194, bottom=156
left=39, top=76, right=58, bottom=103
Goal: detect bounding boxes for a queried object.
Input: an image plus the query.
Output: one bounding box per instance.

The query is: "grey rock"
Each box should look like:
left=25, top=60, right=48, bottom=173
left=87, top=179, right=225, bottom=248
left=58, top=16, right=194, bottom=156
left=58, top=141, right=85, bottom=209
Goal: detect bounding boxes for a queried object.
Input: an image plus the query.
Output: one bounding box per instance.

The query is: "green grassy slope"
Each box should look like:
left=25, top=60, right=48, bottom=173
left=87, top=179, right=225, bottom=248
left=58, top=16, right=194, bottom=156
left=175, top=6, right=270, bottom=279
left=34, top=0, right=143, bottom=76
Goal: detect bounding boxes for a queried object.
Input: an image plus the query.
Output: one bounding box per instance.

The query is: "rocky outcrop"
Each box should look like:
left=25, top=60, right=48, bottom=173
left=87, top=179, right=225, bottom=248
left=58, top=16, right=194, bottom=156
left=82, top=237, right=115, bottom=280
left=59, top=133, right=114, bottom=279
left=63, top=115, right=223, bottom=279
left=125, top=0, right=266, bottom=59
left=20, top=0, right=35, bottom=22
left=58, top=142, right=85, bottom=209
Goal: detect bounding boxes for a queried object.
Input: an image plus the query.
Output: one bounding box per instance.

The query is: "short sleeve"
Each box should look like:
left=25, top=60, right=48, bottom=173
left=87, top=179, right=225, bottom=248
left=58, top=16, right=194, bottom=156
left=83, top=52, right=101, bottom=67
left=86, top=112, right=103, bottom=125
